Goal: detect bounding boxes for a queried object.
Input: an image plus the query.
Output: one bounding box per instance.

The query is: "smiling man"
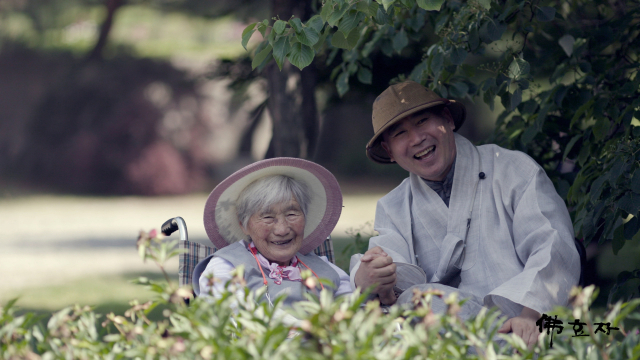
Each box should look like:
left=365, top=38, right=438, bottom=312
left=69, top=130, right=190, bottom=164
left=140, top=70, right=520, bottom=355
left=350, top=81, right=580, bottom=348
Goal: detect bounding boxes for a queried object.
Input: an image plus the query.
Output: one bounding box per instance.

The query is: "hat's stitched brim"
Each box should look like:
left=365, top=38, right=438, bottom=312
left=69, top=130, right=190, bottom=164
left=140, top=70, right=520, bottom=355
left=366, top=100, right=466, bottom=164
left=203, top=158, right=342, bottom=254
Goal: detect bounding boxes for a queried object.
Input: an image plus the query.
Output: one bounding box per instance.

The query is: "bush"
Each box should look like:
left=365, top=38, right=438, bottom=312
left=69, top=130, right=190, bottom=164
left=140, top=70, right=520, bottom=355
left=2, top=231, right=639, bottom=360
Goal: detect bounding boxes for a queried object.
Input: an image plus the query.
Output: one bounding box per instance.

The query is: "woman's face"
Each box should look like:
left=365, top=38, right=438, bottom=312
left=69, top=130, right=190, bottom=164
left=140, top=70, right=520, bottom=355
left=241, top=197, right=306, bottom=266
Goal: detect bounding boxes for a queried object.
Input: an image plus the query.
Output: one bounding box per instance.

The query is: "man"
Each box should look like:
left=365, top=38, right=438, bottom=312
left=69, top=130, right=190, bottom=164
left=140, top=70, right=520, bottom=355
left=350, top=81, right=580, bottom=348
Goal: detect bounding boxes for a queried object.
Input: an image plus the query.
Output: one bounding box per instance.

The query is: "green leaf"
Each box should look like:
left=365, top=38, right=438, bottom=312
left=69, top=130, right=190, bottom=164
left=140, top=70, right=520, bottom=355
left=617, top=192, right=640, bottom=216
left=554, top=85, right=569, bottom=106
left=437, top=83, right=448, bottom=98
left=609, top=158, right=625, bottom=187
left=570, top=98, right=595, bottom=128
left=507, top=58, right=530, bottom=80
left=296, top=26, right=321, bottom=46
left=367, top=2, right=380, bottom=17
left=313, top=27, right=331, bottom=52
left=409, top=60, right=428, bottom=82
left=289, top=18, right=303, bottom=33
left=624, top=216, right=640, bottom=240
left=612, top=222, right=626, bottom=255
left=536, top=6, right=556, bottom=22
left=450, top=46, right=468, bottom=65
left=241, top=23, right=257, bottom=50
left=356, top=1, right=378, bottom=17
left=501, top=89, right=521, bottom=113
left=577, top=142, right=590, bottom=167
left=288, top=43, right=314, bottom=70
left=320, top=0, right=335, bottom=23
left=520, top=99, right=538, bottom=115
left=252, top=44, right=272, bottom=70
left=347, top=62, right=358, bottom=74
left=328, top=3, right=352, bottom=27
left=375, top=5, right=390, bottom=24
left=380, top=0, right=395, bottom=11
left=357, top=67, right=372, bottom=84
left=511, top=88, right=522, bottom=111
left=257, top=22, right=268, bottom=37
left=563, top=135, right=581, bottom=160
left=479, top=20, right=506, bottom=43
left=579, top=61, right=591, bottom=73
left=429, top=49, right=444, bottom=75
left=363, top=27, right=384, bottom=56
left=590, top=174, right=608, bottom=202
left=631, top=170, right=640, bottom=194
left=483, top=88, right=495, bottom=111
left=267, top=27, right=276, bottom=45
left=336, top=71, right=350, bottom=96
left=468, top=25, right=480, bottom=51
left=272, top=36, right=291, bottom=70
left=592, top=117, right=611, bottom=141
left=273, top=20, right=287, bottom=35
left=521, top=125, right=538, bottom=145
left=330, top=28, right=360, bottom=50
left=477, top=0, right=491, bottom=10
left=338, top=10, right=362, bottom=37
left=558, top=34, right=575, bottom=57
left=307, top=15, right=324, bottom=33
left=392, top=28, right=408, bottom=53
left=417, top=0, right=445, bottom=11
left=449, top=82, right=469, bottom=98
left=434, top=12, right=449, bottom=33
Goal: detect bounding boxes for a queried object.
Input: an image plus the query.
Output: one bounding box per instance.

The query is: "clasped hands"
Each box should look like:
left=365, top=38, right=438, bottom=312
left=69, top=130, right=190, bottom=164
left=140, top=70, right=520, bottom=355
left=354, top=246, right=397, bottom=305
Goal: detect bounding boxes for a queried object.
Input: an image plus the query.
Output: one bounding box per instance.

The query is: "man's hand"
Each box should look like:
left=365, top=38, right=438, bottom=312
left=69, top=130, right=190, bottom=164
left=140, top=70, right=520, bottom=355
left=498, top=307, right=541, bottom=349
left=354, top=247, right=397, bottom=304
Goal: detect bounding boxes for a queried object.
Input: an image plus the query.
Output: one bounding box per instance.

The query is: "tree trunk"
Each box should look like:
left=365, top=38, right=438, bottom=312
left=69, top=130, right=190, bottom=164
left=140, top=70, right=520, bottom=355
left=264, top=0, right=318, bottom=159
left=87, top=0, right=124, bottom=62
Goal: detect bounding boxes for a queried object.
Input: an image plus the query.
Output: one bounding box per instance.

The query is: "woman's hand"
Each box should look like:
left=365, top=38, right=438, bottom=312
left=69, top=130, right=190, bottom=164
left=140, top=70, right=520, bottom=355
left=354, top=247, right=397, bottom=303
left=498, top=306, right=541, bottom=349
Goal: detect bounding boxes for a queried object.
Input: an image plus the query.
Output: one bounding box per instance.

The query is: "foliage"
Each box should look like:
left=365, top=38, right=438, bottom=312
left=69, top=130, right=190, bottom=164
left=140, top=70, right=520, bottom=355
left=244, top=0, right=640, bottom=273
left=3, top=230, right=640, bottom=359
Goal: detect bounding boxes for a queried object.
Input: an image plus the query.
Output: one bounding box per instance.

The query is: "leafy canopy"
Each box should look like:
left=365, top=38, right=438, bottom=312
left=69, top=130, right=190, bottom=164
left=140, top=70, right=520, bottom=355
left=244, top=0, right=640, bottom=269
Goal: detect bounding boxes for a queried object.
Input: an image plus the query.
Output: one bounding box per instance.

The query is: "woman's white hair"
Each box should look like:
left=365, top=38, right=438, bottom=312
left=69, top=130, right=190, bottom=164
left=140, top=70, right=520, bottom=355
left=236, top=175, right=311, bottom=229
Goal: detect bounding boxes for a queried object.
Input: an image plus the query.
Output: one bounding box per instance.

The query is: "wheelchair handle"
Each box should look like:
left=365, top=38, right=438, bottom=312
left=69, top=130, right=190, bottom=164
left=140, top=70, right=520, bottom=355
left=161, top=217, right=188, bottom=241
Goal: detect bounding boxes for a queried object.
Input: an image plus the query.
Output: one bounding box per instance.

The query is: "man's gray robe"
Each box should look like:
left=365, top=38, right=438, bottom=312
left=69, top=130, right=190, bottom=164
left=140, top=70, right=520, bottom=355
left=350, top=133, right=580, bottom=318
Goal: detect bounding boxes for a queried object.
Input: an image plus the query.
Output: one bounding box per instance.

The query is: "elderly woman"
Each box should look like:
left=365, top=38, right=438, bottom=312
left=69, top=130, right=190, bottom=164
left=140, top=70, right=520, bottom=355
left=193, top=158, right=351, bottom=307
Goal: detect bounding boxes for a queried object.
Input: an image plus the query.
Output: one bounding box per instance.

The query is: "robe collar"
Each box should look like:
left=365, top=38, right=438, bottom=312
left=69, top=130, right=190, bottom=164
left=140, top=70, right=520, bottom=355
left=409, top=133, right=483, bottom=283
left=422, top=157, right=456, bottom=207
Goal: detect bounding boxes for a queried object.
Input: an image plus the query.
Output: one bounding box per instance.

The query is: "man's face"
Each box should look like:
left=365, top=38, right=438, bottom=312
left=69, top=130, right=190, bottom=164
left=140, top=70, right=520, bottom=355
left=381, top=107, right=457, bottom=181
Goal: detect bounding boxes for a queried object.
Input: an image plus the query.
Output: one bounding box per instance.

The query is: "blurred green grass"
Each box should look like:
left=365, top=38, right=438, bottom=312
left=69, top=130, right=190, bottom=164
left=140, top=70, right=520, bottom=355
left=2, top=272, right=171, bottom=318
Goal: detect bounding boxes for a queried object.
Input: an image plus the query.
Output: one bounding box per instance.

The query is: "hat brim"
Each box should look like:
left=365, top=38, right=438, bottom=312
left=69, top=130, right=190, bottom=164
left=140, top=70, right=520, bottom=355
left=366, top=100, right=466, bottom=164
left=203, top=157, right=342, bottom=254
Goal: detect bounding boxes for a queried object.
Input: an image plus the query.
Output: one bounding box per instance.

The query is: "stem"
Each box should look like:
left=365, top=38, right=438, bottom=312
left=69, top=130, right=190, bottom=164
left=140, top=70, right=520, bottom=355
left=158, top=264, right=172, bottom=284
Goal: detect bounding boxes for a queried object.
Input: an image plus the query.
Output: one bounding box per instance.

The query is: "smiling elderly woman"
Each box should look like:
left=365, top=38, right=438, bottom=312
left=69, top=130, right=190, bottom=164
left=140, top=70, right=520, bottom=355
left=192, top=158, right=351, bottom=307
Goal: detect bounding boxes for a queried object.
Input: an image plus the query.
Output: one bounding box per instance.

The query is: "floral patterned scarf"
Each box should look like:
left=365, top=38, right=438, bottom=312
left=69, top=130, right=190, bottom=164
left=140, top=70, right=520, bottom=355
left=247, top=242, right=302, bottom=285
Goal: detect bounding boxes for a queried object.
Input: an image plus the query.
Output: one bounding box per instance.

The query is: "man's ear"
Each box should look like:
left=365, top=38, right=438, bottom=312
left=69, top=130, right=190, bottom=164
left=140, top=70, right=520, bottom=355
left=380, top=141, right=395, bottom=162
left=442, top=107, right=455, bottom=130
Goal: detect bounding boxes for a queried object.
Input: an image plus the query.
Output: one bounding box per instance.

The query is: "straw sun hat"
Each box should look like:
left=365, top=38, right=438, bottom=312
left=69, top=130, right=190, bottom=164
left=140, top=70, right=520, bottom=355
left=203, top=157, right=342, bottom=254
left=366, top=81, right=467, bottom=164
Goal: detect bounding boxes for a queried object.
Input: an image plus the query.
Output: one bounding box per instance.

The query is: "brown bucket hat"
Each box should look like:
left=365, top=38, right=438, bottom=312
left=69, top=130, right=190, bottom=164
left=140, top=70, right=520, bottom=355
left=366, top=81, right=466, bottom=164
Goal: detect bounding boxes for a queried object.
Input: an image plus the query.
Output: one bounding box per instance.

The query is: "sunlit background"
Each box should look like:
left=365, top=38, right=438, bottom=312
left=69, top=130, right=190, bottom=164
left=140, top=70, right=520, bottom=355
left=0, top=0, right=634, bottom=315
